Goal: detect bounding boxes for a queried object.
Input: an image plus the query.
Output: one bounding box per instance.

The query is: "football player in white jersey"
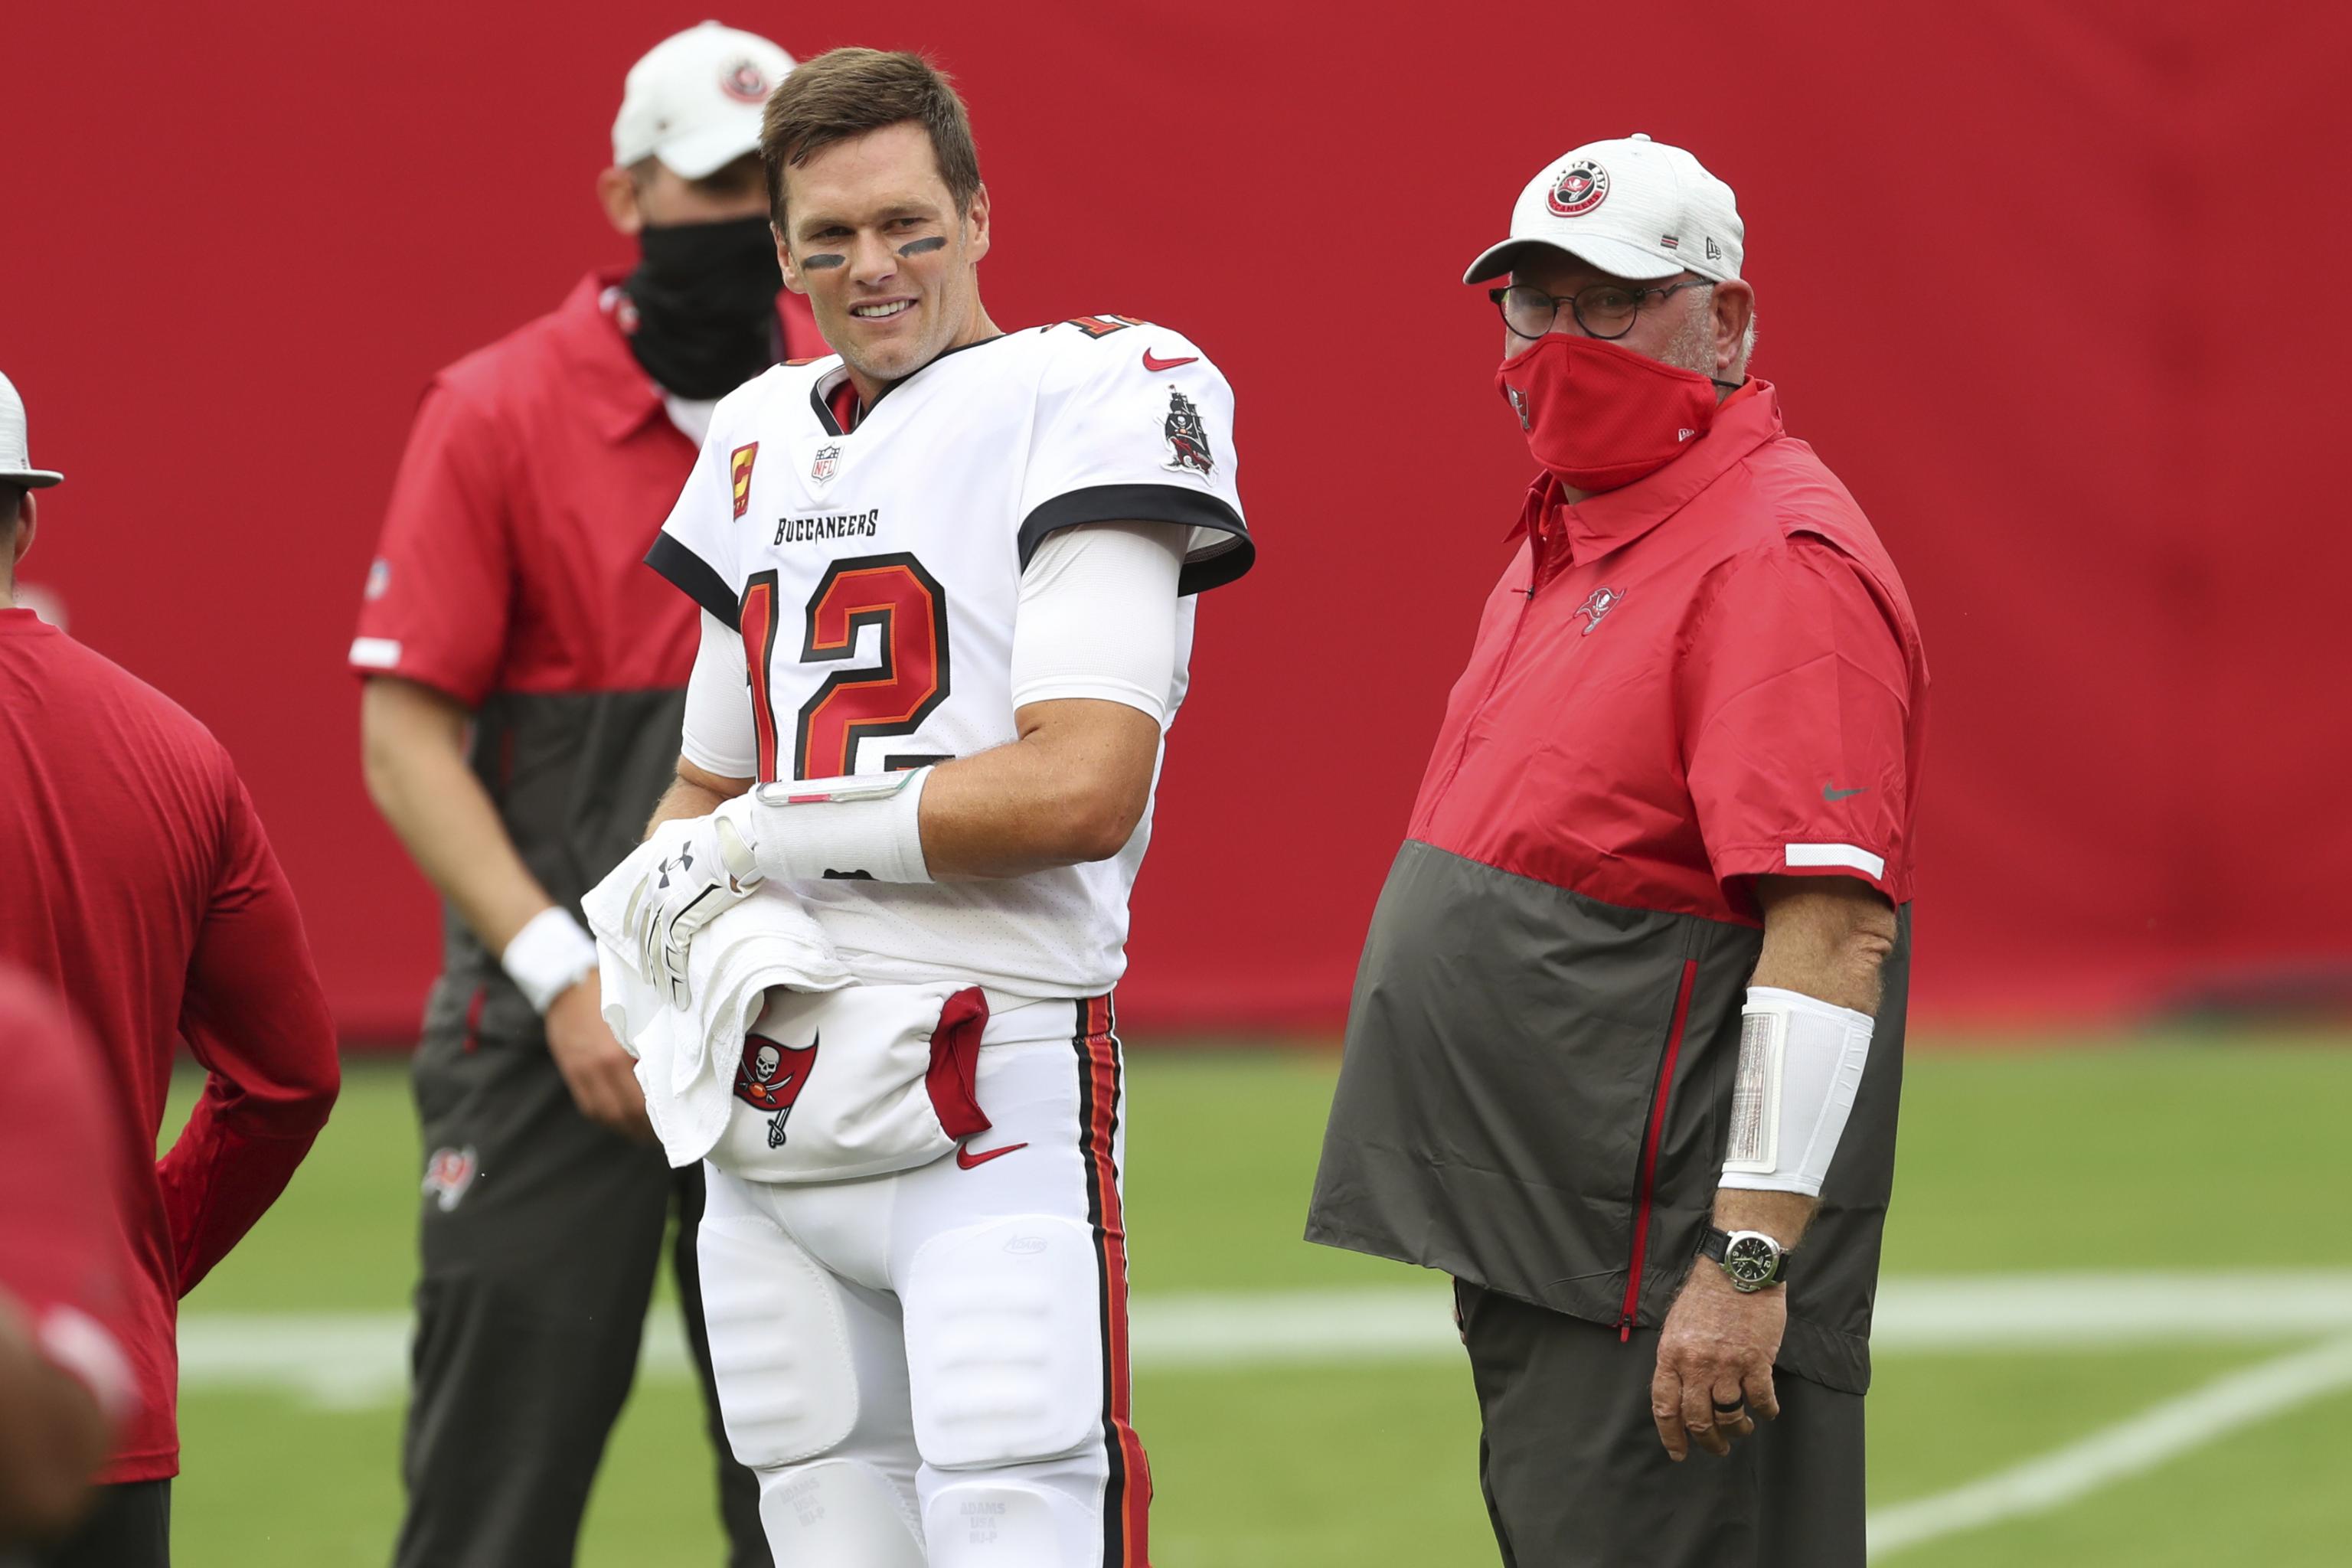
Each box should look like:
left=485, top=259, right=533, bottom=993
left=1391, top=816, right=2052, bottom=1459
left=619, top=47, right=1252, bottom=1568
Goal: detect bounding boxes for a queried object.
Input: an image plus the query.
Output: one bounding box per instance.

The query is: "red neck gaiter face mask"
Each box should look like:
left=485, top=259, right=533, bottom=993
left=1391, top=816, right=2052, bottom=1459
left=1496, top=334, right=1722, bottom=493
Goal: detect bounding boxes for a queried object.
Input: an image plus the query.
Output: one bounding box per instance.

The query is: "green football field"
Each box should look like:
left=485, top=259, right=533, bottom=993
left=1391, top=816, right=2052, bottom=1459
left=156, top=1037, right=2352, bottom=1566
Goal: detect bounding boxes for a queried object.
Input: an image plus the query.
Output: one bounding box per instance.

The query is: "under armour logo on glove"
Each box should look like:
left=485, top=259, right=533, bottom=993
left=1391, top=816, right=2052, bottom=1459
left=626, top=817, right=764, bottom=1011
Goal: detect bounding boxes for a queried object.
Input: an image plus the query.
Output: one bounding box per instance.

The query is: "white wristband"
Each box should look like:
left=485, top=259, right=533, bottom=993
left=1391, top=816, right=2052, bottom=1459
left=740, top=766, right=934, bottom=884
left=1717, top=985, right=1875, bottom=1198
left=501, top=906, right=599, bottom=1014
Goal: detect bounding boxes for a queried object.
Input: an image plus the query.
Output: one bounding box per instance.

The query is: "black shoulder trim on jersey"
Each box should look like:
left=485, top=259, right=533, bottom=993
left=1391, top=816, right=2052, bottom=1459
left=1017, top=483, right=1256, bottom=597
left=645, top=532, right=739, bottom=631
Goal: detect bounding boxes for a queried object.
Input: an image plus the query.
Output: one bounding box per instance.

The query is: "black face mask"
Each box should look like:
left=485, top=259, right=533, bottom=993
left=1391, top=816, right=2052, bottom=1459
left=622, top=215, right=782, bottom=400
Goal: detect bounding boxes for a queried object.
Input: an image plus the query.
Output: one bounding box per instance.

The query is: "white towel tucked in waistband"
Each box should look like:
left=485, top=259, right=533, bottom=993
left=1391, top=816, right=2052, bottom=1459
left=583, top=837, right=992, bottom=1181
left=716, top=981, right=990, bottom=1181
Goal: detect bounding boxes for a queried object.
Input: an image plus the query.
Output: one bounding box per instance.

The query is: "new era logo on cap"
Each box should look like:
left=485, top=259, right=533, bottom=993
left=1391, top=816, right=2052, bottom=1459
left=1462, top=132, right=1744, bottom=288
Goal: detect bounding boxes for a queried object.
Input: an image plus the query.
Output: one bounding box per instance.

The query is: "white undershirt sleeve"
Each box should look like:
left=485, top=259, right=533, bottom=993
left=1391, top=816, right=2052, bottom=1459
left=1008, top=522, right=1187, bottom=726
left=680, top=609, right=758, bottom=780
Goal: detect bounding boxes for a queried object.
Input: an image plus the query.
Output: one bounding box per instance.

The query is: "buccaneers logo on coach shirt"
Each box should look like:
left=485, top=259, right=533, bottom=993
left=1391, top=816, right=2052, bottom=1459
left=735, top=1032, right=819, bottom=1148
left=422, top=1146, right=479, bottom=1213
left=1575, top=586, right=1625, bottom=635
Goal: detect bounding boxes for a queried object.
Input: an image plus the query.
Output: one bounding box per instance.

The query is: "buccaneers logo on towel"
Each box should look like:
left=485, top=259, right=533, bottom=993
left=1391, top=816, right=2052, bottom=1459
left=735, top=1031, right=819, bottom=1148
left=1162, top=387, right=1215, bottom=478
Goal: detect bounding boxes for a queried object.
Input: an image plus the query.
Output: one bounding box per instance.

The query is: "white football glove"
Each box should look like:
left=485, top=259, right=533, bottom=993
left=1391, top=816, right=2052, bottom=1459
left=623, top=811, right=764, bottom=1010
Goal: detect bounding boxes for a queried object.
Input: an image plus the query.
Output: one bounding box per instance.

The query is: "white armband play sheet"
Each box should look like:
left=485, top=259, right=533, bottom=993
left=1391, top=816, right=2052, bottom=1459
left=1718, top=985, right=1875, bottom=1197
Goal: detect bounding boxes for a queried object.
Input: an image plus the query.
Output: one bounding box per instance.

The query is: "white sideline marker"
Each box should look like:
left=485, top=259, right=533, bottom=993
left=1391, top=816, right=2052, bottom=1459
left=175, top=1270, right=2352, bottom=1408
left=1866, top=1331, right=2352, bottom=1560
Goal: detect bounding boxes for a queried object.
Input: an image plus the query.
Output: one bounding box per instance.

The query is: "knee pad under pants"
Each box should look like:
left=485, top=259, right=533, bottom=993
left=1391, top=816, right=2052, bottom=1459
left=700, top=1204, right=883, bottom=1468
left=906, top=1216, right=1129, bottom=1566
left=701, top=1196, right=928, bottom=1564
left=904, top=1215, right=1104, bottom=1471
left=756, top=1458, right=927, bottom=1568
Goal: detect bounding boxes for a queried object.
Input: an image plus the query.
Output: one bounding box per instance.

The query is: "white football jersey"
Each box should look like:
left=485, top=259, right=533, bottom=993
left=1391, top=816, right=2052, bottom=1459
left=648, top=316, right=1252, bottom=998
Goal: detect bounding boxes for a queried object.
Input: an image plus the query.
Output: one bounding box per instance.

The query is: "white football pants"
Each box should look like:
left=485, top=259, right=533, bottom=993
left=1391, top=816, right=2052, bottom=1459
left=697, top=995, right=1150, bottom=1568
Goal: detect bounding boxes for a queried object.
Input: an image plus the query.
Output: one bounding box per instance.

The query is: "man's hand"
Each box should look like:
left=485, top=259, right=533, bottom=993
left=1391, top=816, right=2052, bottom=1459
left=622, top=813, right=763, bottom=1009
left=544, top=982, right=652, bottom=1142
left=1651, top=1263, right=1785, bottom=1461
left=0, top=1292, right=110, bottom=1540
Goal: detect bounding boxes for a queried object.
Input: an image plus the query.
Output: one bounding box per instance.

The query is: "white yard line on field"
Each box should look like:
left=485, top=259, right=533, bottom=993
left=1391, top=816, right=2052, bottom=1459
left=1869, top=1271, right=2352, bottom=1349
left=176, top=1270, right=2352, bottom=1410
left=1866, top=1331, right=2352, bottom=1560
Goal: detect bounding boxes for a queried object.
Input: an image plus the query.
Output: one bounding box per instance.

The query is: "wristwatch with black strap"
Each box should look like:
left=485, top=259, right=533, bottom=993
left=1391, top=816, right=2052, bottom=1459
left=1700, top=1227, right=1792, bottom=1292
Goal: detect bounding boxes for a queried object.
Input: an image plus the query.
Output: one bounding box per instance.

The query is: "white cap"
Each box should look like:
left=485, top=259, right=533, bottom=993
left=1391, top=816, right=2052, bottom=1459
left=612, top=21, right=796, bottom=181
left=1461, top=132, right=1743, bottom=286
left=0, top=371, right=63, bottom=488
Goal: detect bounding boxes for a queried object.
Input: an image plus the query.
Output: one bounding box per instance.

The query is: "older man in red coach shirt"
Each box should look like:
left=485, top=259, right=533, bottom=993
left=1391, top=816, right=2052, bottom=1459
left=0, top=370, right=341, bottom=1568
left=1308, top=136, right=1929, bottom=1568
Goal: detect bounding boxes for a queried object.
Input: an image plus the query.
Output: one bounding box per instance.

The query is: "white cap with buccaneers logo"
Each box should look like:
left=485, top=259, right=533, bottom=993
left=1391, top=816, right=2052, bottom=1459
left=612, top=21, right=797, bottom=180
left=1, top=370, right=64, bottom=488
left=1461, top=132, right=1743, bottom=286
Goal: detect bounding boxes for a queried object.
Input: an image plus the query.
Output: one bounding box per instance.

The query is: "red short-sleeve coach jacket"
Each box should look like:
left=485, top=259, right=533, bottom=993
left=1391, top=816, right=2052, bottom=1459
left=1309, top=381, right=1929, bottom=1396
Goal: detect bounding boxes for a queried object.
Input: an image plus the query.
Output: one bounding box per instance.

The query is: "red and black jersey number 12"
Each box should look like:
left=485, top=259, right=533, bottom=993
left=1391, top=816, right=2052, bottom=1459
left=740, top=554, right=953, bottom=782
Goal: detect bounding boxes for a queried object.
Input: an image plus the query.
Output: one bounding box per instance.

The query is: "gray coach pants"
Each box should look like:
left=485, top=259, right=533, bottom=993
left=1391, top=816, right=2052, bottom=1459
left=393, top=1028, right=767, bottom=1568
left=1456, top=1281, right=1866, bottom=1568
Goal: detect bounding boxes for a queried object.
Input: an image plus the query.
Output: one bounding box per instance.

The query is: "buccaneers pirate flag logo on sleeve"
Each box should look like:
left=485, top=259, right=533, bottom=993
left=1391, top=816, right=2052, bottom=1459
left=1161, top=387, right=1215, bottom=477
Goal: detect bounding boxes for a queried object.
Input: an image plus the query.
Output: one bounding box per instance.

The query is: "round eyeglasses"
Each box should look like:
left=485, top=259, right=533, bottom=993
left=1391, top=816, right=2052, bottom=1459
left=1488, top=278, right=1712, bottom=341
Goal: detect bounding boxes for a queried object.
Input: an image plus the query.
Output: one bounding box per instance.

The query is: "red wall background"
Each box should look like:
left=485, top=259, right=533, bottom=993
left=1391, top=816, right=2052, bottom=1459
left=6, top=2, right=2347, bottom=1038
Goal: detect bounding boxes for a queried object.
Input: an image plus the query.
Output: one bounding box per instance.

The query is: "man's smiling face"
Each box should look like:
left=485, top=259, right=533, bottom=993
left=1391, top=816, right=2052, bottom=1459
left=776, top=120, right=992, bottom=395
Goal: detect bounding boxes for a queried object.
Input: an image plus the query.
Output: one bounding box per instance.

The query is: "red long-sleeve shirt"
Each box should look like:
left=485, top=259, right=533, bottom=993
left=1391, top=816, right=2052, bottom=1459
left=0, top=608, right=341, bottom=1482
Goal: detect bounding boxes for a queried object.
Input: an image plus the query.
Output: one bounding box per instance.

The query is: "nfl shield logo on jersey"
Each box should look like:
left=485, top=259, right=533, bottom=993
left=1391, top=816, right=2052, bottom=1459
left=810, top=443, right=841, bottom=485
left=1161, top=388, right=1215, bottom=478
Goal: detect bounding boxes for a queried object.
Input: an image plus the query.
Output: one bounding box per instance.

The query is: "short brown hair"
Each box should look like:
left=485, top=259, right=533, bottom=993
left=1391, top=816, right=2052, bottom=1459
left=759, top=48, right=982, bottom=230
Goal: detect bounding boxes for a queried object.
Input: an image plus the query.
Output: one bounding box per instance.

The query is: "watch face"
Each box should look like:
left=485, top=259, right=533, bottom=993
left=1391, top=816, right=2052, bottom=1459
left=1723, top=1234, right=1779, bottom=1288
